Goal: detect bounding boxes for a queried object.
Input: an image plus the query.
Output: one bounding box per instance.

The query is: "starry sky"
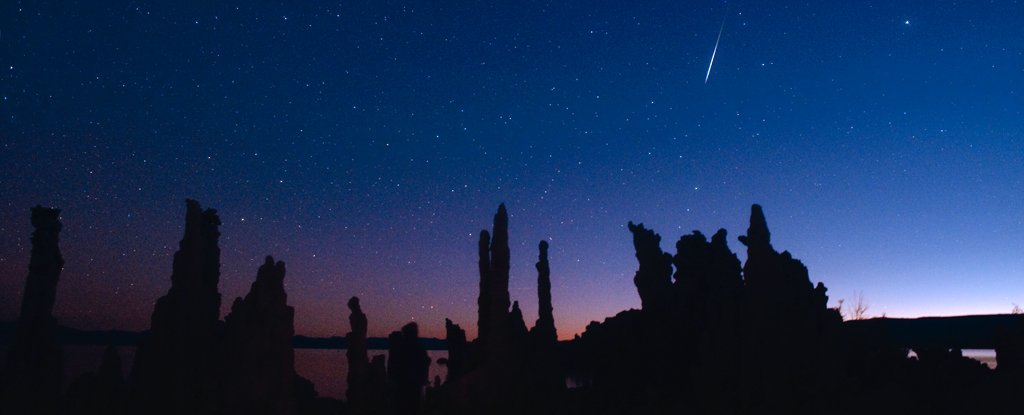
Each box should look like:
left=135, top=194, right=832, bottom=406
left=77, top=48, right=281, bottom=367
left=1, top=1, right=1022, bottom=340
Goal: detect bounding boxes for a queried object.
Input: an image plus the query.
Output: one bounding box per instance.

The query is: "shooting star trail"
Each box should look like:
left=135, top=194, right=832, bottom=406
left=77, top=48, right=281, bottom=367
left=704, top=15, right=727, bottom=84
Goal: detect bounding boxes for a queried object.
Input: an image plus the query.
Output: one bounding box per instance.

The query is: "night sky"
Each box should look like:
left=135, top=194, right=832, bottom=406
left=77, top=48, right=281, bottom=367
left=1, top=1, right=1022, bottom=340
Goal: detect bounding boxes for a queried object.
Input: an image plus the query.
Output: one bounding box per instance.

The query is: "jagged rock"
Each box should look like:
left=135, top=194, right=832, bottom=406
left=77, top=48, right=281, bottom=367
left=444, top=318, right=467, bottom=383
left=474, top=204, right=516, bottom=369
left=387, top=323, right=430, bottom=415
left=221, top=256, right=296, bottom=415
left=737, top=204, right=771, bottom=249
left=483, top=205, right=513, bottom=358
left=2, top=206, right=65, bottom=415
left=737, top=204, right=840, bottom=412
left=128, top=199, right=223, bottom=415
left=628, top=222, right=673, bottom=314
left=739, top=204, right=819, bottom=311
left=673, top=229, right=743, bottom=326
left=532, top=240, right=557, bottom=344
left=528, top=241, right=565, bottom=401
left=671, top=229, right=744, bottom=413
left=509, top=301, right=528, bottom=339
left=488, top=205, right=512, bottom=330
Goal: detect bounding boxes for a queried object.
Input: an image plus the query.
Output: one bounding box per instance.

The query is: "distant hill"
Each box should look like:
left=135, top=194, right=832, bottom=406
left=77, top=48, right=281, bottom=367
left=0, top=321, right=448, bottom=350
left=844, top=314, right=1024, bottom=349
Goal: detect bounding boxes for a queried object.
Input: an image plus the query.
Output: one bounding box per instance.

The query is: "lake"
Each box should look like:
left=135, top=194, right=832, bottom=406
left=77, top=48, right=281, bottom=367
left=2, top=346, right=997, bottom=400
left=2, top=345, right=448, bottom=401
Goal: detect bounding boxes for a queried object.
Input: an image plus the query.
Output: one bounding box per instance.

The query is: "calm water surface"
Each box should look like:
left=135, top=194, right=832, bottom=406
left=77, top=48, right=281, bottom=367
left=4, top=346, right=994, bottom=400
left=44, top=346, right=447, bottom=400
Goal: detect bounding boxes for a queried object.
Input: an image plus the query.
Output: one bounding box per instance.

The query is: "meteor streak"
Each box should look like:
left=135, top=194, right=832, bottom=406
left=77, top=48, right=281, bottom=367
left=705, top=15, right=726, bottom=84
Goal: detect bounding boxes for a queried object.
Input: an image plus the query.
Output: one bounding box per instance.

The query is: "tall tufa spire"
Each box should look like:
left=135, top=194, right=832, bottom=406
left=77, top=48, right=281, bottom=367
left=2, top=206, right=65, bottom=415
left=533, top=240, right=557, bottom=344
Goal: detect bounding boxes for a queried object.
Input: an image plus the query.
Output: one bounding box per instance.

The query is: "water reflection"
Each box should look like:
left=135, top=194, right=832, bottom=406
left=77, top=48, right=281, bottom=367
left=38, top=346, right=449, bottom=400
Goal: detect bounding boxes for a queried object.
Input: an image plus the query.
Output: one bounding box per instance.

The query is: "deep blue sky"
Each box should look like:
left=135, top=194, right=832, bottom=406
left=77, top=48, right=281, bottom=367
left=1, top=0, right=1022, bottom=338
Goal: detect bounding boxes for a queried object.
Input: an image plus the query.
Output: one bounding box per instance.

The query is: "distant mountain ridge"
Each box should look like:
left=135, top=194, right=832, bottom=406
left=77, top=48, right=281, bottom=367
left=0, top=321, right=448, bottom=350
left=844, top=313, right=1024, bottom=349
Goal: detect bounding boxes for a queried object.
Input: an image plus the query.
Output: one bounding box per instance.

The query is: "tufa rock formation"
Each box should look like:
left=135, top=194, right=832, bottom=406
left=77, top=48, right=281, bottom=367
left=573, top=204, right=843, bottom=414
left=672, top=229, right=745, bottom=413
left=736, top=204, right=841, bottom=413
left=344, top=296, right=388, bottom=415
left=387, top=322, right=431, bottom=415
left=477, top=204, right=513, bottom=362
left=627, top=222, right=673, bottom=314
left=221, top=256, right=297, bottom=415
left=444, top=318, right=468, bottom=384
left=435, top=205, right=565, bottom=414
left=346, top=296, right=370, bottom=406
left=532, top=240, right=557, bottom=344
left=346, top=296, right=386, bottom=414
left=2, top=206, right=65, bottom=415
left=128, top=199, right=223, bottom=415
left=528, top=240, right=565, bottom=402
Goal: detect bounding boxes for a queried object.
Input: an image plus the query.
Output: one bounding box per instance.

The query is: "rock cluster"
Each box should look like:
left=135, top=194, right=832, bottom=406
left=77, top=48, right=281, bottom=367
left=575, top=204, right=842, bottom=413
left=432, top=204, right=565, bottom=414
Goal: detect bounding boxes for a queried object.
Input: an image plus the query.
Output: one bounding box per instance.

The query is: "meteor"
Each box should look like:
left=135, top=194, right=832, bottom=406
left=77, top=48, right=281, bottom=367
left=705, top=15, right=726, bottom=84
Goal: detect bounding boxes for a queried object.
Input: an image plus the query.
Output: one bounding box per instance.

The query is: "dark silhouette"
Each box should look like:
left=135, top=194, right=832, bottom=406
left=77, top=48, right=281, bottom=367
left=430, top=205, right=567, bottom=414
left=442, top=318, right=467, bottom=384
left=1, top=206, right=65, bottom=415
left=346, top=296, right=387, bottom=414
left=5, top=201, right=1024, bottom=414
left=572, top=205, right=843, bottom=414
left=533, top=241, right=557, bottom=344
left=127, top=199, right=223, bottom=415
left=122, top=200, right=337, bottom=415
left=479, top=204, right=513, bottom=366
left=386, top=322, right=430, bottom=415
left=627, top=222, right=673, bottom=314
left=221, top=256, right=297, bottom=415
left=737, top=204, right=842, bottom=414
left=527, top=240, right=565, bottom=403
left=346, top=297, right=370, bottom=406
left=61, top=346, right=125, bottom=415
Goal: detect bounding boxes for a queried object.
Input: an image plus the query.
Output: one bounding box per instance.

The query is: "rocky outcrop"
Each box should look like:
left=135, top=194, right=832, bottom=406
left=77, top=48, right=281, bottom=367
left=572, top=204, right=844, bottom=413
left=128, top=199, right=223, bottom=415
left=344, top=297, right=388, bottom=415
left=627, top=222, right=673, bottom=314
left=477, top=204, right=513, bottom=361
left=444, top=318, right=467, bottom=383
left=532, top=241, right=557, bottom=344
left=221, top=256, right=296, bottom=415
left=437, top=205, right=566, bottom=414
left=737, top=204, right=841, bottom=413
left=509, top=301, right=528, bottom=340
left=673, top=229, right=743, bottom=329
left=671, top=229, right=744, bottom=413
left=387, top=323, right=430, bottom=415
left=2, top=206, right=65, bottom=415
left=529, top=241, right=565, bottom=401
